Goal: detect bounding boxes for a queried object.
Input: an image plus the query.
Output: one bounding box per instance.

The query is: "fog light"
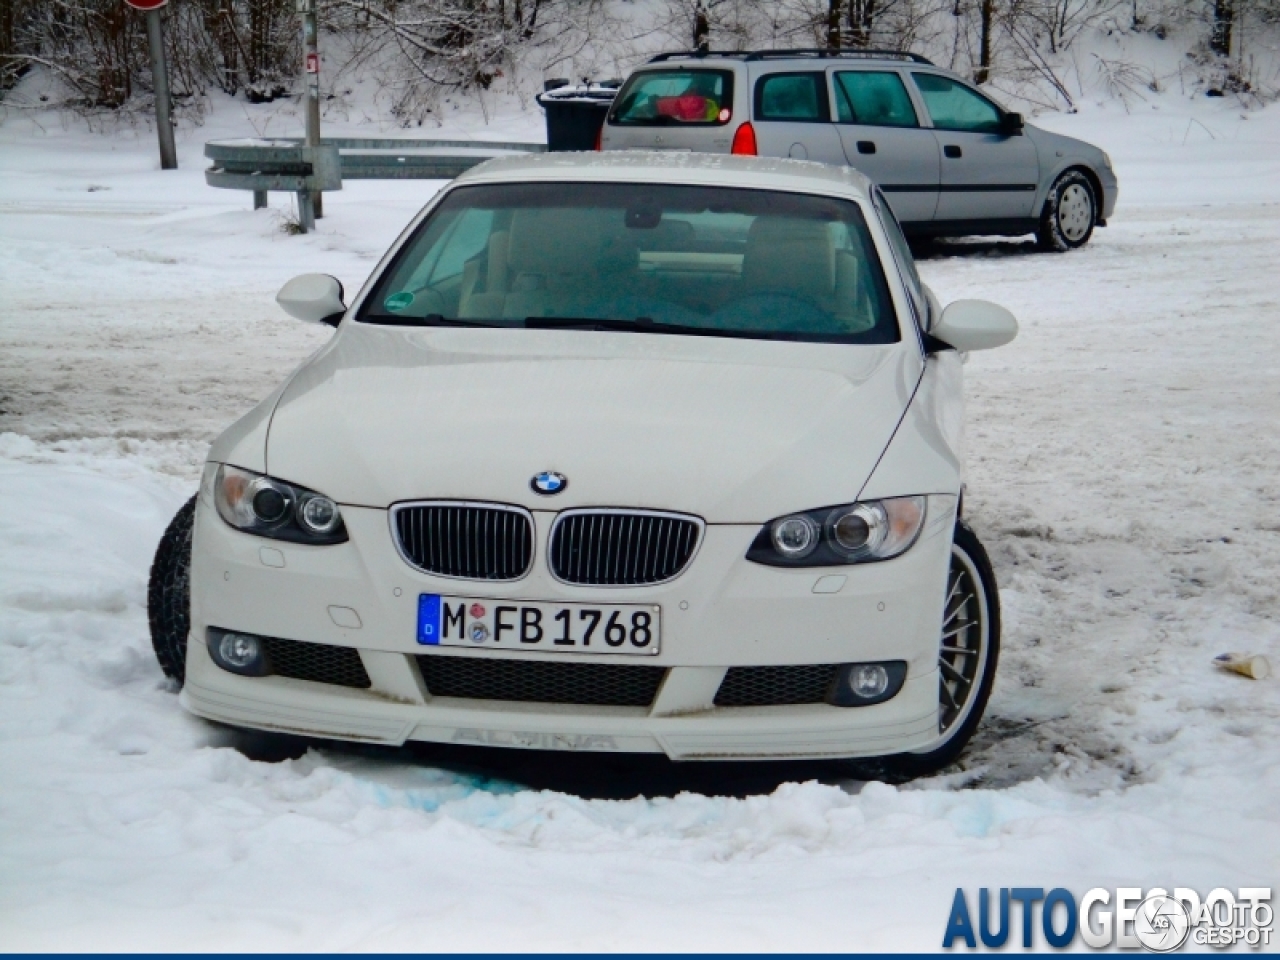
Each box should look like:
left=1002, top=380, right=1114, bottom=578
left=208, top=628, right=270, bottom=677
left=850, top=663, right=888, bottom=698
left=829, top=660, right=907, bottom=707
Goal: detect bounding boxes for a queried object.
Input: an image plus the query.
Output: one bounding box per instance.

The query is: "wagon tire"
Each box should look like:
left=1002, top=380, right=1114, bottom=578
left=884, top=519, right=1000, bottom=778
left=148, top=495, right=196, bottom=686
left=1036, top=169, right=1096, bottom=252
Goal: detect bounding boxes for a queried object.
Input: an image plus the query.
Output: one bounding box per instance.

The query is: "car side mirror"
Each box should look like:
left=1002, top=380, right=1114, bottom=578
left=1000, top=111, right=1024, bottom=135
left=276, top=273, right=346, bottom=327
left=929, top=299, right=1018, bottom=352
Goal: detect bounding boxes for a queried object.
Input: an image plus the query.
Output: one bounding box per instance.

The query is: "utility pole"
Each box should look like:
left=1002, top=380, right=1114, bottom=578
left=126, top=0, right=177, bottom=170
left=299, top=0, right=323, bottom=222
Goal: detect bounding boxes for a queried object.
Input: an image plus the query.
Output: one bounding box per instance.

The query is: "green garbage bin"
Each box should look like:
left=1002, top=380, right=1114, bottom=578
left=536, top=82, right=619, bottom=152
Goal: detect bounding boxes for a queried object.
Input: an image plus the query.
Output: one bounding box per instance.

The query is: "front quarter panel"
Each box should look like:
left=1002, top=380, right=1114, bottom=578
left=1027, top=125, right=1118, bottom=220
left=858, top=349, right=964, bottom=501
left=207, top=376, right=296, bottom=475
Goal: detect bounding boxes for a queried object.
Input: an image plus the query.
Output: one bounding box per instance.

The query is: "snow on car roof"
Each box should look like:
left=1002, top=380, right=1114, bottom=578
left=456, top=150, right=876, bottom=198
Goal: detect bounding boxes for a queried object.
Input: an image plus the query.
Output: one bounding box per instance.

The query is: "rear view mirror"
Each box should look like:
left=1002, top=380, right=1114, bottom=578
left=931, top=299, right=1018, bottom=352
left=276, top=274, right=346, bottom=327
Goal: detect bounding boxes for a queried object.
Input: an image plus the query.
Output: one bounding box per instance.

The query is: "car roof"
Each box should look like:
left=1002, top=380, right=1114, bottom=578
left=456, top=150, right=876, bottom=200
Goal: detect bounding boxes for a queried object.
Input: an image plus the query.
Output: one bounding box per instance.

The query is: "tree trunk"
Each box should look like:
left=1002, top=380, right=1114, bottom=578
left=1210, top=0, right=1234, bottom=56
left=847, top=0, right=875, bottom=48
left=974, top=0, right=994, bottom=84
left=827, top=0, right=842, bottom=50
left=693, top=2, right=709, bottom=53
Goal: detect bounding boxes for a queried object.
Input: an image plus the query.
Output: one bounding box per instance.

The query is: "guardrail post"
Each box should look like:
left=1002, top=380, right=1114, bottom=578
left=253, top=190, right=267, bottom=210
left=297, top=190, right=315, bottom=233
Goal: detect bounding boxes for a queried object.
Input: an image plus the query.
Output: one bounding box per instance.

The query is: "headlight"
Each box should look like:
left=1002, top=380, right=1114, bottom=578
left=212, top=464, right=348, bottom=544
left=746, top=496, right=926, bottom=567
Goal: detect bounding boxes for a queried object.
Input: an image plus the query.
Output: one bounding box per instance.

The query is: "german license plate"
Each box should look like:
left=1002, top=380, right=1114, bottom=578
left=417, top=594, right=660, bottom=656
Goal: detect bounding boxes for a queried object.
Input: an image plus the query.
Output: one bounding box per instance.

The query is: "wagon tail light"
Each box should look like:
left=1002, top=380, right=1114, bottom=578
left=730, top=121, right=757, bottom=156
left=594, top=123, right=603, bottom=151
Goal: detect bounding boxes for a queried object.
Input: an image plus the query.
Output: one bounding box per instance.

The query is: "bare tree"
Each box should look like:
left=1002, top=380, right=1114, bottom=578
left=975, top=0, right=994, bottom=82
left=1209, top=0, right=1234, bottom=54
left=1008, top=0, right=1124, bottom=54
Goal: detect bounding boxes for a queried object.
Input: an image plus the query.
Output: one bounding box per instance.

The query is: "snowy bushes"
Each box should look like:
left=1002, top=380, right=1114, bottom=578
left=326, top=0, right=614, bottom=123
left=0, top=0, right=298, bottom=112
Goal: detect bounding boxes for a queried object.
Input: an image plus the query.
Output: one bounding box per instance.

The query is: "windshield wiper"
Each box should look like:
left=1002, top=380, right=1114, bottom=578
left=524, top=316, right=781, bottom=340
left=361, top=313, right=498, bottom=328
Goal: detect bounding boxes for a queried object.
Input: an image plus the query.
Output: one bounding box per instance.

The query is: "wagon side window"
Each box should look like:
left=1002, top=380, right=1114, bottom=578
left=834, top=71, right=918, bottom=128
left=755, top=72, right=830, bottom=123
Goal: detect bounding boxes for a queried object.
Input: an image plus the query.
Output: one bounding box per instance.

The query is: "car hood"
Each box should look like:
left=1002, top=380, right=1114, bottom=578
left=265, top=326, right=920, bottom=523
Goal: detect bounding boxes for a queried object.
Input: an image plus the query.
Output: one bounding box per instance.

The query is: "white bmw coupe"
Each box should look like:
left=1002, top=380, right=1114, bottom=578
left=149, top=152, right=1017, bottom=775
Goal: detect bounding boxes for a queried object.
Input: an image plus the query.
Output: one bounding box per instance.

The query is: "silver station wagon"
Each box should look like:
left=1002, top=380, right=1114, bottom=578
left=601, top=49, right=1118, bottom=251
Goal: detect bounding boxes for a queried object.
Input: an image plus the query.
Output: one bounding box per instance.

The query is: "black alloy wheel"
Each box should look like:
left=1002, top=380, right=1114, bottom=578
left=889, top=520, right=1001, bottom=777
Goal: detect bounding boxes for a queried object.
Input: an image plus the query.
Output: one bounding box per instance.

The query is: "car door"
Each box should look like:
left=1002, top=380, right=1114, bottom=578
left=829, top=68, right=940, bottom=225
left=909, top=72, right=1039, bottom=222
left=750, top=70, right=845, bottom=164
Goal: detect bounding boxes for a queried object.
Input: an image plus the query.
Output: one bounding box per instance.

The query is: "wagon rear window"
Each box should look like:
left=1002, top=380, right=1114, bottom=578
left=609, top=70, right=734, bottom=125
left=359, top=182, right=899, bottom=345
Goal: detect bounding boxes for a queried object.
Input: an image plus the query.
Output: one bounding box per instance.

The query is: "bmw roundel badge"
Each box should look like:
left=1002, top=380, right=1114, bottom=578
left=531, top=471, right=567, bottom=496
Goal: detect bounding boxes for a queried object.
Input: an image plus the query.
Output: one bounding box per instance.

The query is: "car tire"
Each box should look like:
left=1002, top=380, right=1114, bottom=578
left=148, top=494, right=195, bottom=686
left=886, top=519, right=1001, bottom=778
left=1036, top=169, right=1096, bottom=251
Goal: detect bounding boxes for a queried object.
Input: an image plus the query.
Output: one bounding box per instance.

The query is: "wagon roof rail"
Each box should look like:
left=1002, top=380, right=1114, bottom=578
left=647, top=48, right=933, bottom=65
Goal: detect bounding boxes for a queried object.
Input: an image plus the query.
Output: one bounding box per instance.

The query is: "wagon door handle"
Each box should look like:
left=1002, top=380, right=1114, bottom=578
left=856, top=140, right=876, bottom=154
left=944, top=144, right=962, bottom=159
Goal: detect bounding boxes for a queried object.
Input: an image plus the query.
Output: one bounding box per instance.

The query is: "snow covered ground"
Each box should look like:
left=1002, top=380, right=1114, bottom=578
left=1, top=89, right=1279, bottom=950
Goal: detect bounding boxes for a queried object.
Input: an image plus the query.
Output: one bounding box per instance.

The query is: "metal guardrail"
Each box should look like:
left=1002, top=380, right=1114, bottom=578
left=204, top=137, right=547, bottom=232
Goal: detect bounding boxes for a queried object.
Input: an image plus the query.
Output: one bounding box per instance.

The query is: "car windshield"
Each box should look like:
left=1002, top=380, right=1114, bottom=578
left=610, top=70, right=734, bottom=125
left=359, top=182, right=899, bottom=344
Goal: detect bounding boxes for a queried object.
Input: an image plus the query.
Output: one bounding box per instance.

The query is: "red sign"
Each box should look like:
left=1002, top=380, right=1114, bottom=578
left=124, top=0, right=168, bottom=9
left=305, top=52, right=320, bottom=74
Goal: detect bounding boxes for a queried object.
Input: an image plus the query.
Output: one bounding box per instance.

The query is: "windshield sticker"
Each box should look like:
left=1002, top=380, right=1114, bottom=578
left=384, top=291, right=415, bottom=312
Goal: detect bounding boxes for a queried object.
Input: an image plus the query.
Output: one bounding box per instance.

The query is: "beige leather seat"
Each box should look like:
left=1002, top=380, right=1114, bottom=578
left=739, top=217, right=836, bottom=304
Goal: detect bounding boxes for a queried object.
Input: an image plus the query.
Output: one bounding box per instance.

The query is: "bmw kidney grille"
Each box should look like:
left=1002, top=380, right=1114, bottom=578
left=393, top=502, right=534, bottom=580
left=549, top=510, right=702, bottom=586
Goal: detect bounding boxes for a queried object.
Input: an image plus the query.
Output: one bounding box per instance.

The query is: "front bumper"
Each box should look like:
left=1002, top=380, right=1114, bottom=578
left=185, top=493, right=957, bottom=760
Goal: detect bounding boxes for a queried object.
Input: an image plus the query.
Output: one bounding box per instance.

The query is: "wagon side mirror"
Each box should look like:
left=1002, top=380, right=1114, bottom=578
left=929, top=299, right=1018, bottom=352
left=1000, top=111, right=1024, bottom=135
left=276, top=274, right=346, bottom=327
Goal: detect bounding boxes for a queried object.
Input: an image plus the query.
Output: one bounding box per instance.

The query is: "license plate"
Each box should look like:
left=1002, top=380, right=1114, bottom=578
left=417, top=594, right=660, bottom=656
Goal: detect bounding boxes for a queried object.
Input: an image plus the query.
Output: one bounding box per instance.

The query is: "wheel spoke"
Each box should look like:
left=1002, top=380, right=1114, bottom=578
left=942, top=618, right=975, bottom=639
left=940, top=658, right=971, bottom=688
left=941, top=680, right=960, bottom=711
left=943, top=592, right=972, bottom=626
left=941, top=643, right=976, bottom=656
